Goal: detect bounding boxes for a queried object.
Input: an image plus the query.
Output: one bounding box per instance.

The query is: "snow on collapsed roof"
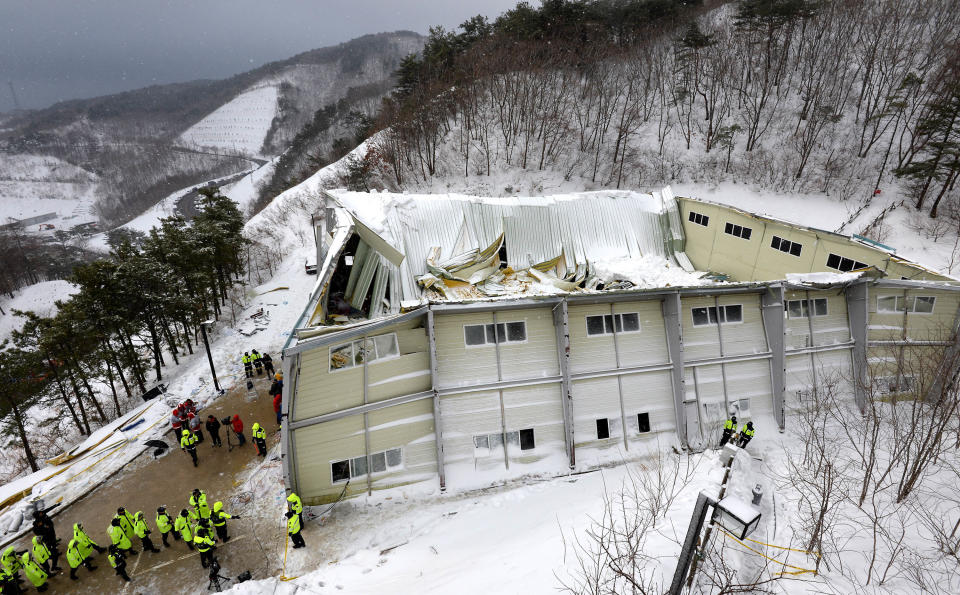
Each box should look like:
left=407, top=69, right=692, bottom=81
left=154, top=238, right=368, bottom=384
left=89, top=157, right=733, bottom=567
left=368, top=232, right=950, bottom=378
left=329, top=188, right=712, bottom=306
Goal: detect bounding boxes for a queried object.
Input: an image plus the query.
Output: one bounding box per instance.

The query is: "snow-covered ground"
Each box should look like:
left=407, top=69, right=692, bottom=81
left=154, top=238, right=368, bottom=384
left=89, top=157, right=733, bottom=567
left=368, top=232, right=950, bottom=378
left=221, top=157, right=277, bottom=216
left=178, top=84, right=280, bottom=157
left=0, top=280, right=78, bottom=344
left=0, top=154, right=99, bottom=229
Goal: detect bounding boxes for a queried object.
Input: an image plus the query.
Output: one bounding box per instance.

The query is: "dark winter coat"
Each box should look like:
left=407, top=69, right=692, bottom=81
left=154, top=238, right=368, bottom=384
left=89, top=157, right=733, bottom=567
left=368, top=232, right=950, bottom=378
left=205, top=418, right=221, bottom=434
left=269, top=380, right=282, bottom=398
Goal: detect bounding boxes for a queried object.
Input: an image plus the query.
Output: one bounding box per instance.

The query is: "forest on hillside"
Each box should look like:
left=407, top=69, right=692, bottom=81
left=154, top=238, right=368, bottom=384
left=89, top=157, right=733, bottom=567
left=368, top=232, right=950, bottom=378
left=343, top=0, right=959, bottom=239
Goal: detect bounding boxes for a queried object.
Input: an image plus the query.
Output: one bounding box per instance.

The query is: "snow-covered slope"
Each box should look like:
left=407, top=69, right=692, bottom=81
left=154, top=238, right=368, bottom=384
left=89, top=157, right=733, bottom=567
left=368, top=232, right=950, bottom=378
left=178, top=84, right=279, bottom=157
left=0, top=280, right=79, bottom=344
left=0, top=154, right=98, bottom=227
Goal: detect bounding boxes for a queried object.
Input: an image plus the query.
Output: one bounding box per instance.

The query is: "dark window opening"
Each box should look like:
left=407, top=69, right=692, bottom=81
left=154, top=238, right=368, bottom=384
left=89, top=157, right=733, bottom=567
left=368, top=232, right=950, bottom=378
left=331, top=460, right=350, bottom=483
left=638, top=413, right=651, bottom=433
left=498, top=240, right=508, bottom=269
left=596, top=419, right=610, bottom=439
left=519, top=428, right=535, bottom=450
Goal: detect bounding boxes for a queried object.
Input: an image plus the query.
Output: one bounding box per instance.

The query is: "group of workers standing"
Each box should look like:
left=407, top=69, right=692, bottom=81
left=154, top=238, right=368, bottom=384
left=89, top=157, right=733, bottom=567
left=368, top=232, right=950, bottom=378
left=241, top=349, right=274, bottom=379
left=719, top=415, right=756, bottom=449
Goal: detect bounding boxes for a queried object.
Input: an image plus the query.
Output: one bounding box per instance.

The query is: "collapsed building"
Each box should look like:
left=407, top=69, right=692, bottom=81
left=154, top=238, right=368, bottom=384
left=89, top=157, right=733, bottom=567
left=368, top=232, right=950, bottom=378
left=278, top=188, right=960, bottom=504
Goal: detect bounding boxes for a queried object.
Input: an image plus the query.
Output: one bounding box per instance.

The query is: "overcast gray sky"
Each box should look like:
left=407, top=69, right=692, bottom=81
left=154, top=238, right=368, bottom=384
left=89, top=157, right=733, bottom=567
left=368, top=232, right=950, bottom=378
left=0, top=0, right=519, bottom=111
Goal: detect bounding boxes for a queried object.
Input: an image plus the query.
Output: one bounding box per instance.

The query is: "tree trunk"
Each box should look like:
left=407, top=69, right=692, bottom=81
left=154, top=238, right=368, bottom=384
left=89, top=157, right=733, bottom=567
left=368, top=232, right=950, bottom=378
left=65, top=367, right=91, bottom=435
left=5, top=395, right=38, bottom=472
left=47, top=355, right=84, bottom=434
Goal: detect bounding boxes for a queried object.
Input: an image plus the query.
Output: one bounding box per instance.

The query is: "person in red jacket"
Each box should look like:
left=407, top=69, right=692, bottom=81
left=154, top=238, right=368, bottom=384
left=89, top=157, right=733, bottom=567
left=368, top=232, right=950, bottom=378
left=273, top=392, right=282, bottom=426
left=170, top=407, right=183, bottom=434
left=229, top=414, right=246, bottom=446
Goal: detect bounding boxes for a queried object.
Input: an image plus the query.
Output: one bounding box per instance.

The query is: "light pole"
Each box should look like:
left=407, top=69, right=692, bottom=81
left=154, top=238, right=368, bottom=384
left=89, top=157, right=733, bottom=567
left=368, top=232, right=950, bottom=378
left=200, top=320, right=222, bottom=393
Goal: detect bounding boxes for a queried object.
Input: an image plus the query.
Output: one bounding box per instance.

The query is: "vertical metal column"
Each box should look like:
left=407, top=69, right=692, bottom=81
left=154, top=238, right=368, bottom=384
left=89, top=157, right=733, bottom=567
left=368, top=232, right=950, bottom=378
left=362, top=334, right=372, bottom=495
left=714, top=296, right=730, bottom=413
left=552, top=300, right=576, bottom=468
left=804, top=290, right=819, bottom=396
left=846, top=281, right=869, bottom=412
left=669, top=491, right=716, bottom=595
left=280, top=353, right=297, bottom=494
left=662, top=292, right=689, bottom=448
left=492, top=312, right=509, bottom=470
left=761, top=285, right=786, bottom=430
left=610, top=303, right=629, bottom=451
left=426, top=309, right=446, bottom=490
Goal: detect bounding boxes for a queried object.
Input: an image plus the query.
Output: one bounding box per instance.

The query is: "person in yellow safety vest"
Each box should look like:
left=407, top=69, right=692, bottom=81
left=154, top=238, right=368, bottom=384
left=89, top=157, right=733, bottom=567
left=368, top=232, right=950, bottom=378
left=286, top=492, right=303, bottom=528
left=193, top=530, right=216, bottom=568
left=192, top=518, right=215, bottom=544
left=156, top=506, right=175, bottom=547
left=73, top=522, right=105, bottom=555
left=286, top=510, right=306, bottom=548
left=108, top=518, right=136, bottom=555
left=31, top=535, right=53, bottom=575
left=190, top=488, right=211, bottom=519
left=1, top=545, right=21, bottom=575
left=20, top=552, right=48, bottom=592
left=181, top=429, right=199, bottom=467
left=252, top=422, right=267, bottom=457
left=251, top=349, right=263, bottom=375
left=66, top=538, right=97, bottom=580
left=114, top=507, right=136, bottom=541
left=738, top=421, right=756, bottom=448
left=133, top=511, right=160, bottom=553
left=719, top=415, right=737, bottom=446
left=210, top=501, right=239, bottom=543
left=0, top=566, right=17, bottom=593
left=107, top=545, right=131, bottom=583
left=174, top=509, right=195, bottom=550
left=242, top=352, right=253, bottom=378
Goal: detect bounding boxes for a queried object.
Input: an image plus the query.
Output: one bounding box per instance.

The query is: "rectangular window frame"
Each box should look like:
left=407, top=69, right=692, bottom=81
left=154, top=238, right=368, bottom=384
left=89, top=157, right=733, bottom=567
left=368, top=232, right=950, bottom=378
left=331, top=447, right=404, bottom=484
left=785, top=298, right=828, bottom=319
left=519, top=428, right=536, bottom=451
left=596, top=418, right=610, bottom=440
left=688, top=211, right=709, bottom=227
left=770, top=235, right=802, bottom=257
left=877, top=295, right=936, bottom=314
left=463, top=321, right=529, bottom=348
left=329, top=332, right=400, bottom=372
left=637, top=412, right=651, bottom=434
left=585, top=312, right=642, bottom=336
left=691, top=304, right=743, bottom=327
left=826, top=253, right=868, bottom=273
left=723, top=222, right=752, bottom=240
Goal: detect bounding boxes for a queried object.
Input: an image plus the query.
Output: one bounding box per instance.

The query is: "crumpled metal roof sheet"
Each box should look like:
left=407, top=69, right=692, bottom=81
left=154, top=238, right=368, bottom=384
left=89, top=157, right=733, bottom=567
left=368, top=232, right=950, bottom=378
left=335, top=189, right=687, bottom=303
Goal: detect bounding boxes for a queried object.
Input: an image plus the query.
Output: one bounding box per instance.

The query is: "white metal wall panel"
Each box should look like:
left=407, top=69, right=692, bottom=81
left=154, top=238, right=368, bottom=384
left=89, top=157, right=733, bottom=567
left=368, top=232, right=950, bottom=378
left=810, top=292, right=851, bottom=346
left=719, top=294, right=767, bottom=356
left=503, top=384, right=565, bottom=464
left=367, top=399, right=437, bottom=490
left=571, top=377, right=622, bottom=443
left=681, top=296, right=722, bottom=361
left=434, top=312, right=500, bottom=387
left=292, top=416, right=366, bottom=504
left=568, top=304, right=616, bottom=374
left=724, top=359, right=773, bottom=416
left=621, top=370, right=676, bottom=435
left=498, top=308, right=560, bottom=381
left=295, top=346, right=361, bottom=421
left=614, top=301, right=671, bottom=367
left=439, top=391, right=502, bottom=464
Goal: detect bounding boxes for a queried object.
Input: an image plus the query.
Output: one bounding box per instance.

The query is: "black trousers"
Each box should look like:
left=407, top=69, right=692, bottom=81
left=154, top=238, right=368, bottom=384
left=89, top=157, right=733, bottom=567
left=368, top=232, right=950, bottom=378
left=254, top=362, right=263, bottom=375
left=193, top=428, right=205, bottom=443
left=160, top=531, right=171, bottom=546
left=215, top=525, right=229, bottom=542
left=199, top=549, right=214, bottom=568
left=290, top=531, right=305, bottom=548
left=739, top=437, right=752, bottom=448
left=210, top=430, right=222, bottom=446
left=115, top=561, right=130, bottom=582
left=255, top=438, right=267, bottom=456
left=141, top=536, right=159, bottom=552
left=244, top=364, right=252, bottom=378
left=719, top=429, right=732, bottom=446
left=186, top=447, right=198, bottom=466
left=264, top=362, right=275, bottom=375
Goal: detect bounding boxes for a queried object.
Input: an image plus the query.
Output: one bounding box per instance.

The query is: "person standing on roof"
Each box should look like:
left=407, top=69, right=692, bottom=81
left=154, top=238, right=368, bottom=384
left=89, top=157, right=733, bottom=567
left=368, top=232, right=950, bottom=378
left=242, top=352, right=253, bottom=378
left=252, top=422, right=267, bottom=457
left=210, top=502, right=237, bottom=543
left=133, top=511, right=160, bottom=553
left=262, top=352, right=275, bottom=376
left=205, top=415, right=222, bottom=447
left=251, top=349, right=263, bottom=375
left=181, top=429, right=199, bottom=467
left=719, top=415, right=737, bottom=447
left=155, top=507, right=175, bottom=547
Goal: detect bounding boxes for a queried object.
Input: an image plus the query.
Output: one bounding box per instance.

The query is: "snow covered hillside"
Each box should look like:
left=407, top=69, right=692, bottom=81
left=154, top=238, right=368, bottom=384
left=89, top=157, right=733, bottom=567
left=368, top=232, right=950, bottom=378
left=0, top=154, right=98, bottom=227
left=0, top=280, right=78, bottom=343
left=178, top=84, right=280, bottom=157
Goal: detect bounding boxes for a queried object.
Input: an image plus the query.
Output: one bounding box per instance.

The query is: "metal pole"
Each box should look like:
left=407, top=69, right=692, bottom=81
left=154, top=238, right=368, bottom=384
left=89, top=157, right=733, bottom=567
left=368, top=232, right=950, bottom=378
left=200, top=324, right=221, bottom=392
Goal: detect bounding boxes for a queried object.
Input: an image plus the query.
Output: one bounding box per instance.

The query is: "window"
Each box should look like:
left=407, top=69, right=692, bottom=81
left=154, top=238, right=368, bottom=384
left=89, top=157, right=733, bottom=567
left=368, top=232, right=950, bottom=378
left=724, top=222, right=752, bottom=240
left=596, top=418, right=610, bottom=439
left=331, top=448, right=403, bottom=483
left=826, top=253, right=868, bottom=272
left=464, top=321, right=527, bottom=346
left=877, top=295, right=936, bottom=314
left=688, top=211, right=709, bottom=226
left=771, top=236, right=802, bottom=256
left=331, top=460, right=349, bottom=483
left=785, top=298, right=828, bottom=319
left=691, top=304, right=743, bottom=326
left=519, top=428, right=536, bottom=450
left=329, top=333, right=400, bottom=371
left=637, top=412, right=651, bottom=433
left=585, top=312, right=641, bottom=336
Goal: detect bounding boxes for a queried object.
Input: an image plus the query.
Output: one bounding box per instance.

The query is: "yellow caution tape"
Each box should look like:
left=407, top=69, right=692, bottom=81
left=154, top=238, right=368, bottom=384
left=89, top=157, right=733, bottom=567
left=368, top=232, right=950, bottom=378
left=742, top=535, right=821, bottom=558
left=718, top=529, right=818, bottom=576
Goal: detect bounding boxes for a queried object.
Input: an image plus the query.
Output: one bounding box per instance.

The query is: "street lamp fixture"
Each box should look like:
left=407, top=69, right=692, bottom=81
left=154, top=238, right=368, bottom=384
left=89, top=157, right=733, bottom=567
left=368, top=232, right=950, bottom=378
left=199, top=320, right=223, bottom=394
